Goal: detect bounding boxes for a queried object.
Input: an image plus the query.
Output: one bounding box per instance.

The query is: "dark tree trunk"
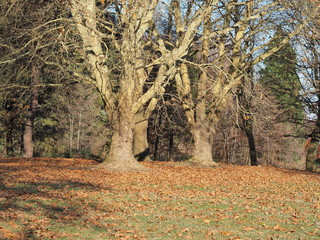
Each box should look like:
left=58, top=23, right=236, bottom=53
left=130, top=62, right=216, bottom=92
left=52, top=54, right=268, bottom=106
left=23, top=64, right=40, bottom=158
left=237, top=70, right=257, bottom=166
left=306, top=40, right=320, bottom=171
left=243, top=121, right=258, bottom=166
left=4, top=98, right=15, bottom=157
left=153, top=135, right=160, bottom=160
left=306, top=99, right=320, bottom=171
left=306, top=138, right=319, bottom=171
left=168, top=131, right=174, bottom=161
left=153, top=110, right=162, bottom=160
left=6, top=119, right=14, bottom=157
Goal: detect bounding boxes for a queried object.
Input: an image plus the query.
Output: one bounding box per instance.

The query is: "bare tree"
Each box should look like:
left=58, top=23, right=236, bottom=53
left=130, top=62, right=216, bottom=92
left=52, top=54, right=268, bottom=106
left=0, top=0, right=70, bottom=157
left=292, top=0, right=320, bottom=171
left=173, top=0, right=319, bottom=166
left=68, top=0, right=217, bottom=171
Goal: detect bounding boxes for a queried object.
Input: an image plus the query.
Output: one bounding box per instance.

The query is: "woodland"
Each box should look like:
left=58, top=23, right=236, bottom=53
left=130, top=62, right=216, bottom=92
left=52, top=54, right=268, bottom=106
left=1, top=1, right=320, bottom=239
left=0, top=0, right=320, bottom=172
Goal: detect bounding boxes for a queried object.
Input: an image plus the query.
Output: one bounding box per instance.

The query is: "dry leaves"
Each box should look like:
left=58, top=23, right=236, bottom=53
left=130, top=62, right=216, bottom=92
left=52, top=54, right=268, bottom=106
left=0, top=158, right=319, bottom=239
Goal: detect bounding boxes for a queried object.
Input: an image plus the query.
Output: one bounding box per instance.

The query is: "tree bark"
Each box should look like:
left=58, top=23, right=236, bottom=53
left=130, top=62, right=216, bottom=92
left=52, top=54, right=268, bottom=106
left=100, top=108, right=146, bottom=171
left=243, top=122, right=258, bottom=166
left=176, top=62, right=217, bottom=166
left=306, top=99, right=320, bottom=171
left=4, top=98, right=15, bottom=157
left=306, top=138, right=319, bottom=171
left=168, top=130, right=174, bottom=161
left=191, top=125, right=216, bottom=166
left=237, top=81, right=258, bottom=166
left=133, top=99, right=157, bottom=162
left=190, top=16, right=217, bottom=167
left=133, top=119, right=150, bottom=162
left=23, top=64, right=39, bottom=158
left=153, top=112, right=162, bottom=160
left=5, top=119, right=14, bottom=157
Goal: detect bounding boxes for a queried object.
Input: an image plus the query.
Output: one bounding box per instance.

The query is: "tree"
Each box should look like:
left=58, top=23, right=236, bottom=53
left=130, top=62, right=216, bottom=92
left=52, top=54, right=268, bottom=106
left=23, top=64, right=40, bottom=158
left=0, top=0, right=70, bottom=157
left=259, top=28, right=303, bottom=122
left=34, top=82, right=112, bottom=159
left=292, top=0, right=320, bottom=171
left=172, top=0, right=319, bottom=166
left=173, top=0, right=273, bottom=165
left=68, top=0, right=217, bottom=171
left=236, top=71, right=258, bottom=166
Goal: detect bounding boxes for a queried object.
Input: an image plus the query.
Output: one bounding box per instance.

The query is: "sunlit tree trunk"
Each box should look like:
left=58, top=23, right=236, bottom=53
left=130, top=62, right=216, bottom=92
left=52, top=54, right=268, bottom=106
left=192, top=126, right=214, bottom=165
left=104, top=106, right=146, bottom=171
left=191, top=18, right=216, bottom=166
left=176, top=59, right=218, bottom=166
left=171, top=2, right=216, bottom=166
left=23, top=64, right=39, bottom=158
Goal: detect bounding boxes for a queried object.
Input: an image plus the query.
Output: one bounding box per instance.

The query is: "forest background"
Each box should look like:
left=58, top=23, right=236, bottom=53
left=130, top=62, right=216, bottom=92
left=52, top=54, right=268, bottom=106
left=0, top=0, right=320, bottom=172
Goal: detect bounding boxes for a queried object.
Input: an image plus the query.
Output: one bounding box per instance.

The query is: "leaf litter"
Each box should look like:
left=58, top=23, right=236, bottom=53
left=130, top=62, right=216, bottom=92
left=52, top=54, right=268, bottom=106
left=0, top=158, right=319, bottom=239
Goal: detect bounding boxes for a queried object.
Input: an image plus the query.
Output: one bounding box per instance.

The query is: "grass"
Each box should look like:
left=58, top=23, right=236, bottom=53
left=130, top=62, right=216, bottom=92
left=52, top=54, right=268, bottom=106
left=0, top=158, right=319, bottom=239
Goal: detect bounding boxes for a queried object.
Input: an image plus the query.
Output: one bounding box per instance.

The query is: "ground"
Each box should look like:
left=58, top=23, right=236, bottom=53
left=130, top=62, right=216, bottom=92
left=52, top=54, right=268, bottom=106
left=0, top=158, right=319, bottom=239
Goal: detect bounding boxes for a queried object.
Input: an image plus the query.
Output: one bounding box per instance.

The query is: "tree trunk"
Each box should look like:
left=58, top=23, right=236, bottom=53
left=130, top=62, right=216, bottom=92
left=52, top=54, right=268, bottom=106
left=133, top=119, right=150, bottom=161
left=168, top=131, right=174, bottom=161
left=306, top=109, right=320, bottom=171
left=6, top=119, right=14, bottom=157
left=4, top=97, right=15, bottom=157
left=191, top=125, right=216, bottom=166
left=176, top=62, right=216, bottom=166
left=188, top=15, right=216, bottom=167
left=69, top=113, right=74, bottom=156
left=236, top=56, right=257, bottom=166
left=23, top=64, right=39, bottom=158
left=243, top=123, right=258, bottom=166
left=133, top=98, right=157, bottom=161
left=77, top=112, right=82, bottom=151
left=306, top=138, right=319, bottom=171
left=100, top=110, right=146, bottom=171
left=153, top=113, right=162, bottom=160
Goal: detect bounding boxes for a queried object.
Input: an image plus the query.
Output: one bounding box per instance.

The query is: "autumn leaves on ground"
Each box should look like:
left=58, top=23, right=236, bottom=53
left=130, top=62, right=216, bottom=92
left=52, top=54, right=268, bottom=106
left=0, top=158, right=319, bottom=240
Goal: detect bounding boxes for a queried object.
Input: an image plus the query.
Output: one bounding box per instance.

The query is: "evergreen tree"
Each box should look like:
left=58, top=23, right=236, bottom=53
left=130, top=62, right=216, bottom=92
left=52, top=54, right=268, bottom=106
left=259, top=28, right=304, bottom=122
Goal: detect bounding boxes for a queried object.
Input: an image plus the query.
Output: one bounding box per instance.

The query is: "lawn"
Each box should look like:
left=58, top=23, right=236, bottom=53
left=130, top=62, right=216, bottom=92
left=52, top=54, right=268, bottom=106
left=0, top=158, right=319, bottom=239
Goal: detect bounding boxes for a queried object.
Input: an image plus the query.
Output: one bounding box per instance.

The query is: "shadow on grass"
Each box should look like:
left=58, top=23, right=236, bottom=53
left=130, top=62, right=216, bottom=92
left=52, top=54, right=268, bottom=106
left=0, top=158, right=112, bottom=239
